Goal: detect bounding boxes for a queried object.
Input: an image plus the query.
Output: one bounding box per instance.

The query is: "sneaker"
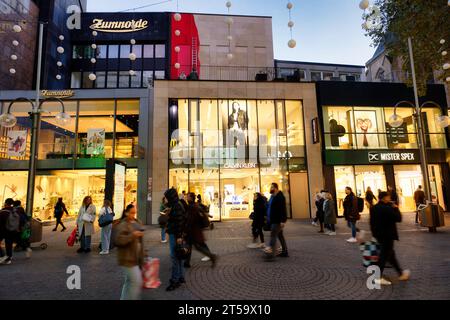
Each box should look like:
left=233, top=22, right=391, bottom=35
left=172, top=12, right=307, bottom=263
left=2, top=258, right=12, bottom=265
left=99, top=251, right=109, bottom=255
left=312, top=221, right=318, bottom=226
left=247, top=243, right=260, bottom=249
left=328, top=232, right=337, bottom=236
left=398, top=269, right=411, bottom=281
left=375, top=278, right=392, bottom=286
left=25, top=248, right=32, bottom=258
left=201, top=256, right=211, bottom=262
left=161, top=240, right=168, bottom=243
left=346, top=237, right=357, bottom=243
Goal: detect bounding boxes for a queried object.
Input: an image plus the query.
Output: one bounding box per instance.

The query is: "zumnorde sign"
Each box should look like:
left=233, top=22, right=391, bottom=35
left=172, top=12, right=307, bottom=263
left=325, top=150, right=421, bottom=165
left=90, top=18, right=149, bottom=33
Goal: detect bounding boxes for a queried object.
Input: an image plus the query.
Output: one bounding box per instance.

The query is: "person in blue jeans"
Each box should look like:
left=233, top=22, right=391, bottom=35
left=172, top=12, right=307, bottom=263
left=159, top=197, right=170, bottom=243
left=343, top=187, right=360, bottom=243
left=164, top=188, right=187, bottom=291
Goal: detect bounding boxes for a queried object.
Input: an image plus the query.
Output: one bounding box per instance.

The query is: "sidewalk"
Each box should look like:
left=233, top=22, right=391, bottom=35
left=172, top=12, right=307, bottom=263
left=1, top=213, right=449, bottom=300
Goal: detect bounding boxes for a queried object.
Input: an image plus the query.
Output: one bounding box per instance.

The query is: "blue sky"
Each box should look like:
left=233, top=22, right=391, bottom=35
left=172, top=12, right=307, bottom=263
left=87, top=0, right=376, bottom=66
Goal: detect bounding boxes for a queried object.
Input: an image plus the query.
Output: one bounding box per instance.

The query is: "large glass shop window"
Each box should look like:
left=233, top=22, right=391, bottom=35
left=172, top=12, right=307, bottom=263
left=169, top=99, right=304, bottom=220
left=323, top=106, right=446, bottom=150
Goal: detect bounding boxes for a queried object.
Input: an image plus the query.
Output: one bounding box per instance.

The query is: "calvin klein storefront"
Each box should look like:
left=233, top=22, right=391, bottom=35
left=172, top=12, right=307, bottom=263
left=317, top=81, right=450, bottom=215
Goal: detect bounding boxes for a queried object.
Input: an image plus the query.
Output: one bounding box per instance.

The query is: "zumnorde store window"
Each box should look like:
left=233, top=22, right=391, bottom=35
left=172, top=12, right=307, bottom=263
left=168, top=99, right=306, bottom=221
left=322, top=106, right=447, bottom=150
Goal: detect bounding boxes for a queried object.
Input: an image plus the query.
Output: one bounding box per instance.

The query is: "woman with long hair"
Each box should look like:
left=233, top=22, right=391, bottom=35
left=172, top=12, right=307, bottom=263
left=76, top=196, right=96, bottom=253
left=99, top=199, right=114, bottom=255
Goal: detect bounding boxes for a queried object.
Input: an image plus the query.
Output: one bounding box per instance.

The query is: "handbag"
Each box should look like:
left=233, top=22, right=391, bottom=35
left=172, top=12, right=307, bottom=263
left=99, top=211, right=114, bottom=227
left=67, top=227, right=78, bottom=247
left=174, top=240, right=191, bottom=260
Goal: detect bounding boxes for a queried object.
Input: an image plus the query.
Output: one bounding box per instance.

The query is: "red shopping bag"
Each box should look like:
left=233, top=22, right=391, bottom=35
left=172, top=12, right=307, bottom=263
left=142, top=258, right=161, bottom=289
left=67, top=227, right=78, bottom=247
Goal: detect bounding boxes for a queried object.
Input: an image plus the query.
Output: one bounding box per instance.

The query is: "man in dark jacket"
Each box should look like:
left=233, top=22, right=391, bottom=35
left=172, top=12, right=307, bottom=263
left=413, top=185, right=426, bottom=224
left=0, top=198, right=15, bottom=264
left=164, top=188, right=187, bottom=291
left=370, top=192, right=410, bottom=286
left=265, top=183, right=288, bottom=261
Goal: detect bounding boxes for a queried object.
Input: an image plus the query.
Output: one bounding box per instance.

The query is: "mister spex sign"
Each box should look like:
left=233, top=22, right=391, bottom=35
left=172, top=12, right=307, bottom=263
left=89, top=18, right=149, bottom=33
left=368, top=151, right=418, bottom=163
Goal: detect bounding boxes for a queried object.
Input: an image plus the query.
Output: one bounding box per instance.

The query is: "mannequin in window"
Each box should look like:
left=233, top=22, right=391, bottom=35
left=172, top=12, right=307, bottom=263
left=329, top=119, right=346, bottom=147
left=228, top=102, right=248, bottom=148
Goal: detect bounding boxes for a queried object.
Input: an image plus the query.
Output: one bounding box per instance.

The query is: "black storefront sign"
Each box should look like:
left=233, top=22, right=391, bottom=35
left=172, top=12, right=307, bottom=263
left=386, top=122, right=409, bottom=145
left=324, top=149, right=430, bottom=166
left=367, top=150, right=418, bottom=163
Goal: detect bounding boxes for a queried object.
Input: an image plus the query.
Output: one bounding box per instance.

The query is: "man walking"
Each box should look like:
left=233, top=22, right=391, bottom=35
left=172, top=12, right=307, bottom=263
left=413, top=185, right=426, bottom=224
left=264, top=183, right=288, bottom=261
left=370, top=192, right=410, bottom=286
left=0, top=198, right=17, bottom=265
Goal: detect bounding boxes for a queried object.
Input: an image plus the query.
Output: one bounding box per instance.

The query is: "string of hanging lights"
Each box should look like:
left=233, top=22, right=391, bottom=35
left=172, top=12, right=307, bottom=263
left=174, top=0, right=182, bottom=71
left=9, top=23, right=23, bottom=75
left=55, top=35, right=65, bottom=80
left=287, top=2, right=296, bottom=48
left=88, top=30, right=98, bottom=81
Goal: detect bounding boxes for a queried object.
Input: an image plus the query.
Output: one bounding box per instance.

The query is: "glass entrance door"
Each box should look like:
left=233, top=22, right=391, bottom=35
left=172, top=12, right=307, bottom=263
left=355, top=165, right=386, bottom=214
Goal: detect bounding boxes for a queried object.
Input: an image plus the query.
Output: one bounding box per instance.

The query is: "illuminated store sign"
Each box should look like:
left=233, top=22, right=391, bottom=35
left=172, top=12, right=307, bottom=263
left=41, top=90, right=74, bottom=99
left=368, top=151, right=417, bottom=163
left=89, top=18, right=149, bottom=33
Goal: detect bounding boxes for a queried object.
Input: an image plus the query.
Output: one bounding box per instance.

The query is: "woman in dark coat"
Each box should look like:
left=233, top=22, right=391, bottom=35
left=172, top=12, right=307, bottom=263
left=343, top=187, right=360, bottom=243
left=247, top=193, right=267, bottom=248
left=323, top=192, right=337, bottom=235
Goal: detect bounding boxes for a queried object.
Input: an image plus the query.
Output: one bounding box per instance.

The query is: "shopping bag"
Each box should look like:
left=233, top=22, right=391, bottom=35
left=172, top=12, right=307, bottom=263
left=67, top=227, right=78, bottom=247
left=142, top=257, right=161, bottom=289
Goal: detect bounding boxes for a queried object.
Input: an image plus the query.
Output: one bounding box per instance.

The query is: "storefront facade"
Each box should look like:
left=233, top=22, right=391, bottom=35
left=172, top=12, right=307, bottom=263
left=317, top=81, right=450, bottom=215
left=151, top=80, right=323, bottom=224
left=0, top=89, right=152, bottom=223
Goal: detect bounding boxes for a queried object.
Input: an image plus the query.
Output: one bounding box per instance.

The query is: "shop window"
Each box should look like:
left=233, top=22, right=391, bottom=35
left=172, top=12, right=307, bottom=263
left=107, top=71, right=118, bottom=88
left=39, top=101, right=77, bottom=160
left=311, top=71, right=322, bottom=81
left=71, top=72, right=81, bottom=89
left=143, top=71, right=154, bottom=87
left=190, top=165, right=221, bottom=221
left=0, top=102, right=32, bottom=160
left=383, top=107, right=417, bottom=149
left=285, top=100, right=305, bottom=158
left=155, top=70, right=165, bottom=80
left=257, top=100, right=277, bottom=163
left=95, top=71, right=106, bottom=88
left=82, top=72, right=95, bottom=89
left=199, top=99, right=219, bottom=151
left=334, top=166, right=356, bottom=216
left=115, top=100, right=139, bottom=158
left=119, top=71, right=130, bottom=88
left=96, top=45, right=107, bottom=59
left=422, top=108, right=447, bottom=149
left=247, top=100, right=259, bottom=161
left=394, top=165, right=423, bottom=212
left=352, top=106, right=387, bottom=149
left=155, top=44, right=166, bottom=58
left=130, top=71, right=142, bottom=88
left=120, top=45, right=131, bottom=59
left=0, top=171, right=28, bottom=206
left=72, top=45, right=84, bottom=59
left=77, top=100, right=115, bottom=159
left=323, top=106, right=354, bottom=150
left=323, top=72, right=334, bottom=81
left=132, top=45, right=143, bottom=59
left=143, top=45, right=154, bottom=58
left=108, top=45, right=119, bottom=59
left=170, top=100, right=189, bottom=166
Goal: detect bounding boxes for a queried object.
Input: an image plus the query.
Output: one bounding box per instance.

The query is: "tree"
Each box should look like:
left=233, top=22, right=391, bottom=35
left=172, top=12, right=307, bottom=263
left=364, top=0, right=449, bottom=96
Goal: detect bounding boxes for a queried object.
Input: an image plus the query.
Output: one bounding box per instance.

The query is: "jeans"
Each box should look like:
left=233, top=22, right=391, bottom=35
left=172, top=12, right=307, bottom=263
left=161, top=228, right=166, bottom=241
left=101, top=224, right=112, bottom=252
left=252, top=225, right=264, bottom=243
left=0, top=232, right=15, bottom=258
left=378, top=240, right=402, bottom=276
left=169, top=234, right=185, bottom=282
left=347, top=221, right=357, bottom=238
left=80, top=228, right=91, bottom=251
left=54, top=217, right=66, bottom=230
left=120, top=266, right=143, bottom=300
left=269, top=224, right=288, bottom=256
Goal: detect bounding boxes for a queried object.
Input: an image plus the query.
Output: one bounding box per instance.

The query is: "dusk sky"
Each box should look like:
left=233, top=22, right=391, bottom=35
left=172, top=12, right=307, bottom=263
left=87, top=0, right=376, bottom=66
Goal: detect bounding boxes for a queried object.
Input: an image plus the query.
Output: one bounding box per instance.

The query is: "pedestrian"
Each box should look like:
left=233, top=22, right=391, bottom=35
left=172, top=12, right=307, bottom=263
left=0, top=198, right=17, bottom=265
left=315, top=191, right=326, bottom=233
left=13, top=200, right=32, bottom=258
left=76, top=196, right=96, bottom=253
left=53, top=197, right=69, bottom=232
left=184, top=192, right=218, bottom=268
left=312, top=192, right=321, bottom=226
left=99, top=199, right=114, bottom=255
left=343, top=187, right=360, bottom=243
left=264, top=183, right=288, bottom=261
left=413, top=185, right=426, bottom=224
left=164, top=188, right=187, bottom=291
left=323, top=192, right=337, bottom=236
left=388, top=186, right=399, bottom=206
left=159, top=197, right=170, bottom=243
left=365, top=187, right=377, bottom=209
left=115, top=204, right=145, bottom=300
left=247, top=192, right=267, bottom=248
left=370, top=191, right=410, bottom=286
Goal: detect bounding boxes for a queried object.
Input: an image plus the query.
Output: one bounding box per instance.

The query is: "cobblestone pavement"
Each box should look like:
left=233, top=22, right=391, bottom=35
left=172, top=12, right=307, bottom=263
left=1, top=213, right=450, bottom=300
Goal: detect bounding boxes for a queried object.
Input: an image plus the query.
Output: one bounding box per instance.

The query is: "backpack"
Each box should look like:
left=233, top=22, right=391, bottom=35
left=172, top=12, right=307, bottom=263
left=357, top=197, right=365, bottom=213
left=5, top=208, right=21, bottom=232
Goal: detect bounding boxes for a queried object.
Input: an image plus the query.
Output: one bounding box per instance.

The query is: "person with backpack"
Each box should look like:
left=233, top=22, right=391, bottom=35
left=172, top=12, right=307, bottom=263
left=76, top=196, right=96, bottom=254
left=53, top=198, right=69, bottom=232
left=99, top=199, right=115, bottom=255
left=13, top=200, right=32, bottom=258
left=183, top=192, right=218, bottom=268
left=247, top=192, right=267, bottom=248
left=370, top=192, right=410, bottom=286
left=114, top=204, right=145, bottom=300
left=164, top=188, right=187, bottom=292
left=0, top=198, right=18, bottom=265
left=343, top=187, right=360, bottom=243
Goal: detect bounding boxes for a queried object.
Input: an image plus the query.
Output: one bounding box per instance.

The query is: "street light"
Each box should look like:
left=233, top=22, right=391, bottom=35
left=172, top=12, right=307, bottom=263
left=0, top=97, right=71, bottom=218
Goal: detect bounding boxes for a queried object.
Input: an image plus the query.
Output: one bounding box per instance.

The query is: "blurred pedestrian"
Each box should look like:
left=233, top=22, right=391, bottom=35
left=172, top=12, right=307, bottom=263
left=76, top=196, right=96, bottom=254
left=323, top=192, right=337, bottom=236
left=115, top=204, right=145, bottom=300
left=370, top=192, right=410, bottom=286
left=264, top=183, right=288, bottom=261
left=164, top=188, right=187, bottom=291
left=413, top=185, right=426, bottom=224
left=343, top=187, right=360, bottom=243
left=365, top=187, right=376, bottom=209
left=247, top=192, right=267, bottom=248
left=159, top=197, right=170, bottom=243
left=315, top=191, right=326, bottom=233
left=99, top=199, right=114, bottom=255
left=53, top=198, right=69, bottom=232
left=0, top=198, right=17, bottom=264
left=12, top=200, right=32, bottom=258
left=388, top=186, right=399, bottom=206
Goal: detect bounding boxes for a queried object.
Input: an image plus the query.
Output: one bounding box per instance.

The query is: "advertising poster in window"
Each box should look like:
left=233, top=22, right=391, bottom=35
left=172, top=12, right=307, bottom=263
left=87, top=128, right=105, bottom=155
left=353, top=110, right=379, bottom=148
left=7, top=131, right=27, bottom=157
left=114, top=163, right=126, bottom=218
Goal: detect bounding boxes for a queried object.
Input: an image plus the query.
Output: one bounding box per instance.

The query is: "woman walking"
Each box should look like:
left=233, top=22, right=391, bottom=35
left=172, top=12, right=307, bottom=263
left=76, top=196, right=96, bottom=253
left=99, top=199, right=114, bottom=255
left=53, top=198, right=69, bottom=232
left=343, top=187, right=360, bottom=243
left=115, top=204, right=145, bottom=300
left=323, top=192, right=337, bottom=236
left=247, top=193, right=267, bottom=248
left=365, top=187, right=376, bottom=209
